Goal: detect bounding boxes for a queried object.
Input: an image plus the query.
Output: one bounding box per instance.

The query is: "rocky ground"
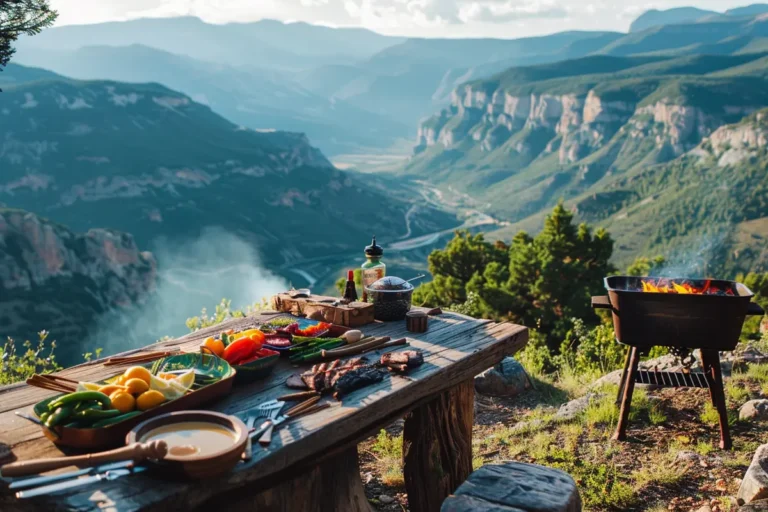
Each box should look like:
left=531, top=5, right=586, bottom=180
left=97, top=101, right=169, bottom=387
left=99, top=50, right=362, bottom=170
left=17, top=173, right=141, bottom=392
left=358, top=347, right=768, bottom=511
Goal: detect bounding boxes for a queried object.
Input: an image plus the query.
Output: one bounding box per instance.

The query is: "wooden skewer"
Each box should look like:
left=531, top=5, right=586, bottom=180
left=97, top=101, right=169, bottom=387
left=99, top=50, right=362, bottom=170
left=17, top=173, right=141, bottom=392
left=0, top=440, right=168, bottom=478
left=378, top=339, right=409, bottom=350
left=285, top=396, right=321, bottom=416
left=104, top=351, right=179, bottom=366
left=287, top=402, right=330, bottom=420
left=39, top=374, right=79, bottom=385
left=277, top=391, right=320, bottom=402
left=321, top=336, right=392, bottom=359
left=26, top=377, right=76, bottom=394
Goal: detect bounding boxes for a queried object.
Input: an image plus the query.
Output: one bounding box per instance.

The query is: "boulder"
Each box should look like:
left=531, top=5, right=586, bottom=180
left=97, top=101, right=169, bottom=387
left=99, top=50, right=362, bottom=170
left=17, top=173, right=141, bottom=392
left=555, top=393, right=601, bottom=421
left=740, top=499, right=768, bottom=511
left=441, top=462, right=582, bottom=512
left=738, top=444, right=768, bottom=505
left=740, top=400, right=768, bottom=421
left=475, top=357, right=531, bottom=398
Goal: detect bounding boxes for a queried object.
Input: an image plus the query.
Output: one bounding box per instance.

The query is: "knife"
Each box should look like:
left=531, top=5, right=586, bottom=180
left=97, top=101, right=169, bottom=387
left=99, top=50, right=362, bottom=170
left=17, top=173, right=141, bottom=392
left=16, top=466, right=148, bottom=499
left=8, top=461, right=134, bottom=490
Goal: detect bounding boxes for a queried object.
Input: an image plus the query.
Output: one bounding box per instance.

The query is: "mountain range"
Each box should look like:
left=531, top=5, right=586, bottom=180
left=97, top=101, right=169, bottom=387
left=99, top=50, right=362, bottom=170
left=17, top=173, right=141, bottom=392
left=406, top=31, right=768, bottom=272
left=4, top=4, right=768, bottom=358
left=0, top=64, right=454, bottom=269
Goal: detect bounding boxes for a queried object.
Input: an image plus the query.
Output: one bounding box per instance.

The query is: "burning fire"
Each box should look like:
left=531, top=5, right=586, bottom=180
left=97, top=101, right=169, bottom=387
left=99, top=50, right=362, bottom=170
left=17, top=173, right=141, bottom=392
left=640, top=278, right=735, bottom=296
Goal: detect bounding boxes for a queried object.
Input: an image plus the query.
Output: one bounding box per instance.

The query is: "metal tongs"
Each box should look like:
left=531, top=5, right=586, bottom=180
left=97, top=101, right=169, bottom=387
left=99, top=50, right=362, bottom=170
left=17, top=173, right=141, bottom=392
left=253, top=396, right=330, bottom=446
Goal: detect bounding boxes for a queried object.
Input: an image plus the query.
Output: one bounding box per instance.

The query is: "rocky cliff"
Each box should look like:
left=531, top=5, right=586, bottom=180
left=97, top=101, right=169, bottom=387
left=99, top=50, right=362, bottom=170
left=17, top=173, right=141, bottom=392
left=0, top=208, right=156, bottom=360
left=0, top=69, right=455, bottom=271
left=408, top=53, right=768, bottom=223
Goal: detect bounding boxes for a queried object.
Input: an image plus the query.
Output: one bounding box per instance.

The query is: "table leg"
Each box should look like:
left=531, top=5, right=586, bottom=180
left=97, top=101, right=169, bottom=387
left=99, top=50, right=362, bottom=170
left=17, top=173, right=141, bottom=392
left=701, top=349, right=732, bottom=450
left=221, top=446, right=371, bottom=512
left=612, top=346, right=640, bottom=441
left=402, top=379, right=474, bottom=512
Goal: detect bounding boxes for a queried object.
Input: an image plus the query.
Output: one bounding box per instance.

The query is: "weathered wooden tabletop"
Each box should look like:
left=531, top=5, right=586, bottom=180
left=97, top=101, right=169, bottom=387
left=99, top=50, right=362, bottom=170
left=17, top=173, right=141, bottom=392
left=0, top=308, right=527, bottom=512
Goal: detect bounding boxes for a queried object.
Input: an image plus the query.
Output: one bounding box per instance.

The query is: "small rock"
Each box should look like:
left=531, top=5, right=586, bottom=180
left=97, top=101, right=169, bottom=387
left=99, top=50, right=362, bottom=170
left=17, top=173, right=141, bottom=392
left=364, top=472, right=374, bottom=484
left=716, top=478, right=727, bottom=491
left=740, top=499, right=768, bottom=511
left=675, top=451, right=701, bottom=464
left=474, top=357, right=531, bottom=398
left=738, top=444, right=768, bottom=504
left=740, top=400, right=768, bottom=421
left=378, top=494, right=395, bottom=504
left=555, top=393, right=601, bottom=421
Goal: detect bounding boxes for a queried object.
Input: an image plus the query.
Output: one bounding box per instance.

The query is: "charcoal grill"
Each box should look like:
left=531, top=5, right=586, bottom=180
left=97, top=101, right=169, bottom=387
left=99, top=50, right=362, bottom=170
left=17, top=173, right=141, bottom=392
left=592, top=275, right=765, bottom=449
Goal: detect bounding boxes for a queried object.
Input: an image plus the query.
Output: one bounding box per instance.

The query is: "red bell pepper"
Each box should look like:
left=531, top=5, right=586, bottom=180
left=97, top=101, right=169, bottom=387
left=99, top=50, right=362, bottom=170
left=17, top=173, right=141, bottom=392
left=222, top=336, right=262, bottom=365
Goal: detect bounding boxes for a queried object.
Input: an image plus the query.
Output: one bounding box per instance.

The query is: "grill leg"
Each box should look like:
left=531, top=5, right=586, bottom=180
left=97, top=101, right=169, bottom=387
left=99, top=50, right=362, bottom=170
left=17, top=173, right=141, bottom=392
left=701, top=349, right=732, bottom=450
left=616, top=345, right=632, bottom=405
left=613, top=346, right=640, bottom=442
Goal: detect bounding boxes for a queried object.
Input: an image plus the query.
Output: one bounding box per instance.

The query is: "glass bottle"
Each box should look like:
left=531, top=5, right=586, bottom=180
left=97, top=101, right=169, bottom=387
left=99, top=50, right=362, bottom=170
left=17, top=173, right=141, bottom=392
left=361, top=236, right=386, bottom=302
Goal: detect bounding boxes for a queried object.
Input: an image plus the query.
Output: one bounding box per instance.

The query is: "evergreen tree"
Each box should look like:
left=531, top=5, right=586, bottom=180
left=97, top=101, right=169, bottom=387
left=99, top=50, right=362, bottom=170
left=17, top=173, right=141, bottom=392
left=0, top=0, right=57, bottom=78
left=413, top=203, right=615, bottom=346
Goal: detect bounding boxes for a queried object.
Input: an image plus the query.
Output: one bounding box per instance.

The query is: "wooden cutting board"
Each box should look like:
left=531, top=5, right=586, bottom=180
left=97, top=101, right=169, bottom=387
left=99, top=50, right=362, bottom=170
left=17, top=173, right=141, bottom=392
left=270, top=293, right=375, bottom=327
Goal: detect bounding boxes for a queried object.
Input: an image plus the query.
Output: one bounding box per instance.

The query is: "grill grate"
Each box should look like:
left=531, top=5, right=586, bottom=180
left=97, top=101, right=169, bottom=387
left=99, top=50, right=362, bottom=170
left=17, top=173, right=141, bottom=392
left=634, top=370, right=709, bottom=388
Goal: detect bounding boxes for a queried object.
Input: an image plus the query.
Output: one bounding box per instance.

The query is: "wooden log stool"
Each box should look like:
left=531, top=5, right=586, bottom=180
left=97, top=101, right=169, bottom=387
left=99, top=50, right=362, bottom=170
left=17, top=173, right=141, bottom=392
left=441, top=462, right=582, bottom=512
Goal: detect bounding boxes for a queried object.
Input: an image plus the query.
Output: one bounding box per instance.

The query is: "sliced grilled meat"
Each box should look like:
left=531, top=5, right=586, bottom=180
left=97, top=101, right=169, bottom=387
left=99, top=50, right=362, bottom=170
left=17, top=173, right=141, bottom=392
left=333, top=366, right=385, bottom=399
left=380, top=350, right=424, bottom=368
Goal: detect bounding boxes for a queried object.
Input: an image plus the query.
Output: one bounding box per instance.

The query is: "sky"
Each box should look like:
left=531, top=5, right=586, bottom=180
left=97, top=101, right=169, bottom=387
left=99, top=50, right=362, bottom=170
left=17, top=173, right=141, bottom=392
left=48, top=0, right=756, bottom=38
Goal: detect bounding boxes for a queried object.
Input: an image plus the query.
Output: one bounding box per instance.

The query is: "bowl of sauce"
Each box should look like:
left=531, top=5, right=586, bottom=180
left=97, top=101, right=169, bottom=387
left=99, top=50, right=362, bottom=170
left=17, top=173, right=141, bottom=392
left=127, top=411, right=247, bottom=479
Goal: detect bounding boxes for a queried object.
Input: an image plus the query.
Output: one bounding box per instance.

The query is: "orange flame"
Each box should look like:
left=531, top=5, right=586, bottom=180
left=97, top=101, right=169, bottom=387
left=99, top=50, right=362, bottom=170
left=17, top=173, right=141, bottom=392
left=639, top=278, right=733, bottom=296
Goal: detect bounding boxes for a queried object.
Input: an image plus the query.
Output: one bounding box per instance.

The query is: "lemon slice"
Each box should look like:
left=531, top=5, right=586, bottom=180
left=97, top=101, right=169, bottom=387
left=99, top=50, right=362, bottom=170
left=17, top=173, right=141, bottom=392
left=76, top=382, right=101, bottom=392
left=149, top=374, right=187, bottom=400
left=172, top=370, right=195, bottom=390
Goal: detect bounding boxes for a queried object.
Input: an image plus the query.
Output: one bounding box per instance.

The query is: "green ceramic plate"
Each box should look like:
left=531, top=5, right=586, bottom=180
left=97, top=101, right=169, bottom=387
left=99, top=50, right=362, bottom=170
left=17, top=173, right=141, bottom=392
left=233, top=353, right=280, bottom=384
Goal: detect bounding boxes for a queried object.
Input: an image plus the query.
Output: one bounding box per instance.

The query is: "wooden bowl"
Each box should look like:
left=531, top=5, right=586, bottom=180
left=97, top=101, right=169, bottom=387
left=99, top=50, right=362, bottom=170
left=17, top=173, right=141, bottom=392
left=126, top=411, right=247, bottom=479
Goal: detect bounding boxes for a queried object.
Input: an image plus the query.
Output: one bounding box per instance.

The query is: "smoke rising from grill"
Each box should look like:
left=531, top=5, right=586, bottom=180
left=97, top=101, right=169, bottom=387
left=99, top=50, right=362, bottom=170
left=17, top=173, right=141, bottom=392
left=645, top=231, right=728, bottom=279
left=78, top=228, right=288, bottom=364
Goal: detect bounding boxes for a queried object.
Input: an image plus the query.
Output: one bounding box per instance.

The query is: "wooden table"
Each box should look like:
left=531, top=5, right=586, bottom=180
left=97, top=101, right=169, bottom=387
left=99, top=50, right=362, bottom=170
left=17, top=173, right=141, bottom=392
left=0, top=309, right=527, bottom=512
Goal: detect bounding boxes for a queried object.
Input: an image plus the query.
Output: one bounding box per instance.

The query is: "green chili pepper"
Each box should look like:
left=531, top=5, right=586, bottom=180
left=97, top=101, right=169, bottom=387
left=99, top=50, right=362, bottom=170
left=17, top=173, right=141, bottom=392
left=39, top=411, right=50, bottom=423
left=74, top=409, right=122, bottom=421
left=48, top=391, right=111, bottom=411
left=45, top=405, right=74, bottom=427
left=92, top=411, right=142, bottom=428
left=73, top=401, right=101, bottom=413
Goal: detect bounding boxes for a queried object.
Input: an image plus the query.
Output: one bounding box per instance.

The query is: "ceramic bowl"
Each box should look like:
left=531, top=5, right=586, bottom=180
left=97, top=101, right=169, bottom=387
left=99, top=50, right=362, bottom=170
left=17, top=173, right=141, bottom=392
left=127, top=410, right=247, bottom=480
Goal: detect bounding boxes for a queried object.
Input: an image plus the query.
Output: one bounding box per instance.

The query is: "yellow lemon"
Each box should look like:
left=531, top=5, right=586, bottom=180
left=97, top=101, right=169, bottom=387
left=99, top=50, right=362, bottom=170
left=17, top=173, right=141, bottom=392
left=149, top=374, right=187, bottom=400
left=109, top=391, right=136, bottom=414
left=136, top=390, right=165, bottom=411
left=125, top=378, right=150, bottom=395
left=98, top=384, right=128, bottom=396
left=123, top=366, right=152, bottom=385
left=76, top=382, right=101, bottom=392
left=172, top=370, right=195, bottom=390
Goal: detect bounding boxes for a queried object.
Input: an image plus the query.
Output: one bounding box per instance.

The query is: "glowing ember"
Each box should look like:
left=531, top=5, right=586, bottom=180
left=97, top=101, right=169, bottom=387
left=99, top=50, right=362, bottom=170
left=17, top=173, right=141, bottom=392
left=639, top=278, right=734, bottom=296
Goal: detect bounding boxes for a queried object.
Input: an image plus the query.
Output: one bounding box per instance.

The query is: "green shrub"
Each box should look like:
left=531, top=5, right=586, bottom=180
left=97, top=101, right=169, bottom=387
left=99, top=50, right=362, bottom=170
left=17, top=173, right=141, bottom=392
left=0, top=331, right=60, bottom=386
left=517, top=329, right=553, bottom=376
left=186, top=298, right=266, bottom=332
left=560, top=318, right=626, bottom=376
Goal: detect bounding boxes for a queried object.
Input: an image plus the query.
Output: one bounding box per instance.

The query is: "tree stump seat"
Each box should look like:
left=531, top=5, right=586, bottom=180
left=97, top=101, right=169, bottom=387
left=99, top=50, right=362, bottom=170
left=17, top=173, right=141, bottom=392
left=441, top=462, right=582, bottom=512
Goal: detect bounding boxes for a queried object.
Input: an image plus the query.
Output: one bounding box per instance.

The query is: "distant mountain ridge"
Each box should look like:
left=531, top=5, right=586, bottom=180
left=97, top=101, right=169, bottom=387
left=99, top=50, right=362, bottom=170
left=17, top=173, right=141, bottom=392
left=11, top=45, right=409, bottom=155
left=0, top=65, right=455, bottom=270
left=405, top=48, right=768, bottom=272
left=629, top=3, right=768, bottom=33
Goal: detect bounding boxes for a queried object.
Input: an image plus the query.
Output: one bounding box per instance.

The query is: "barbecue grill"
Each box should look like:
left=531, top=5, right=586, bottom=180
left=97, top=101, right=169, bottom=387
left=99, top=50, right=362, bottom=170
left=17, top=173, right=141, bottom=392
left=592, top=275, right=765, bottom=449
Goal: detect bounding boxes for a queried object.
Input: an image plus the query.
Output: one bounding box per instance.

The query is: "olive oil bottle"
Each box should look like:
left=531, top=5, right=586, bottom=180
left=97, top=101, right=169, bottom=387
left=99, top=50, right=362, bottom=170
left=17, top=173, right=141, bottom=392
left=361, top=236, right=386, bottom=302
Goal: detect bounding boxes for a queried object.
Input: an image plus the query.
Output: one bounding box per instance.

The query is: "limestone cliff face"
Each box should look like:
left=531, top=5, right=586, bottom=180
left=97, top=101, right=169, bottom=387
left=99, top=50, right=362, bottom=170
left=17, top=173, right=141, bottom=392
left=695, top=109, right=768, bottom=166
left=0, top=209, right=156, bottom=352
left=415, top=81, right=759, bottom=167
